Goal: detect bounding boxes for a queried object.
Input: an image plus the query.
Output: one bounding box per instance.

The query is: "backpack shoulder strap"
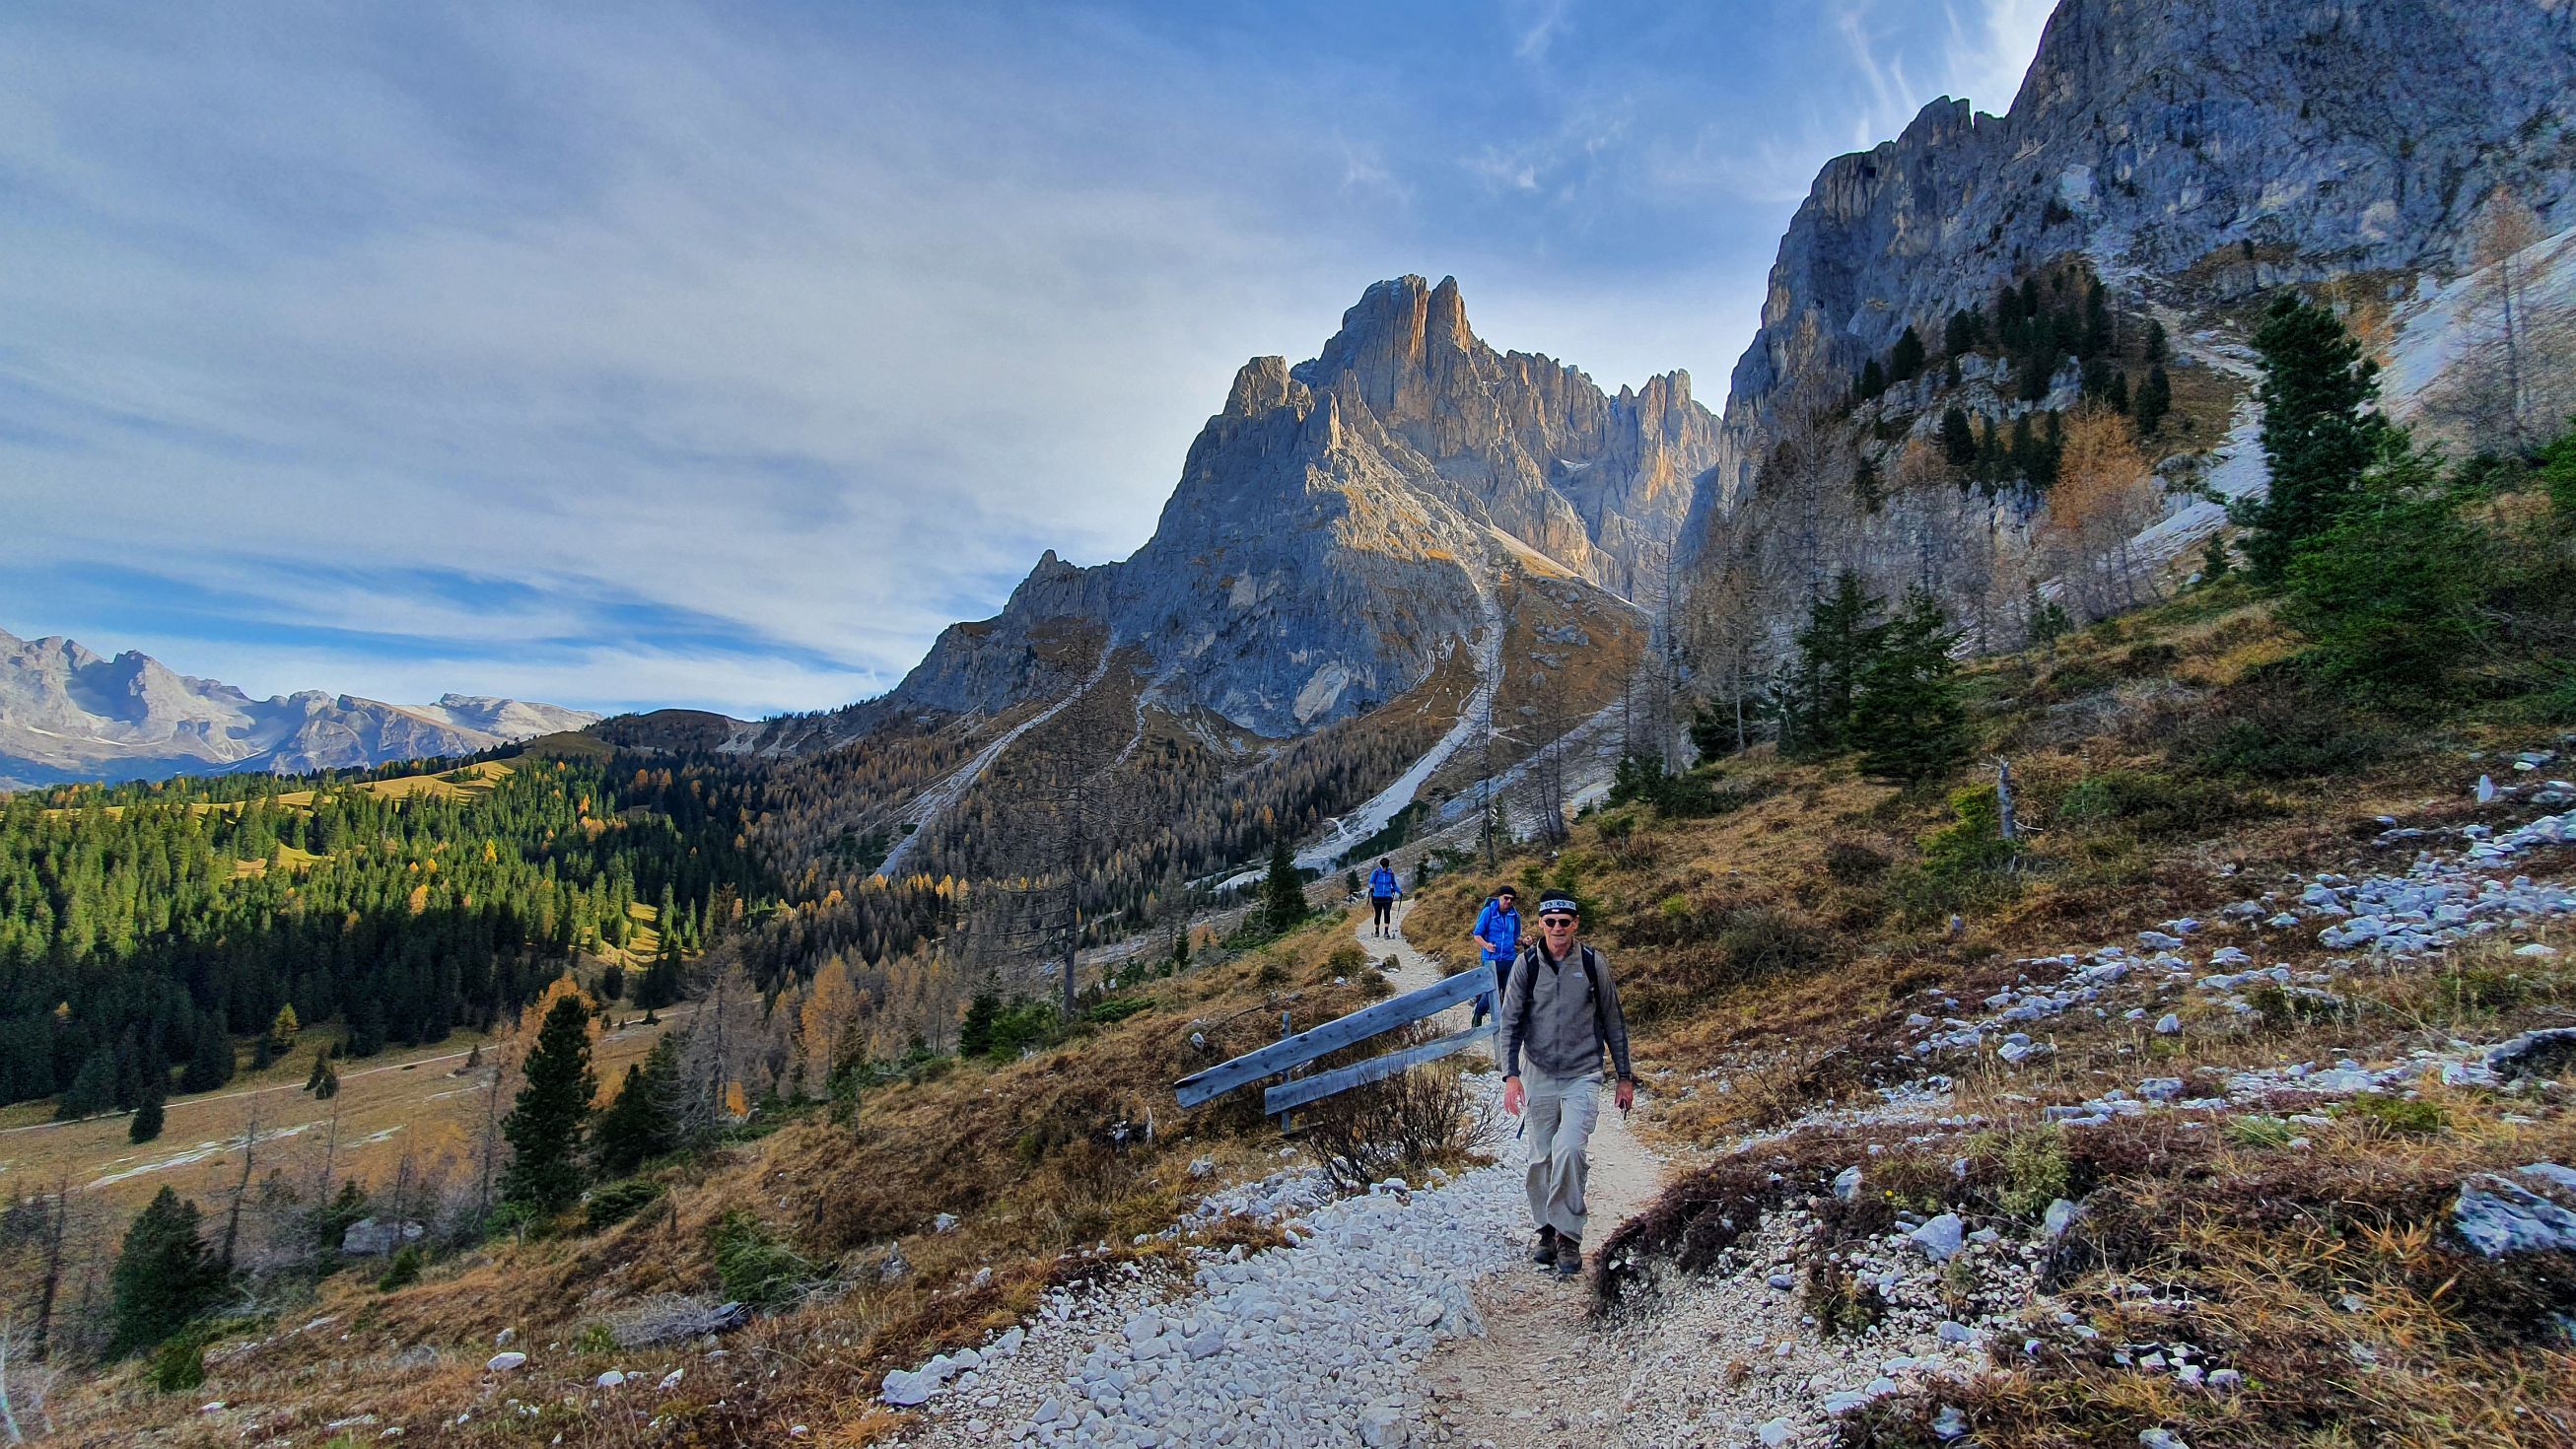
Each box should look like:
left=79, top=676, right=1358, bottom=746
left=1580, top=945, right=1609, bottom=1036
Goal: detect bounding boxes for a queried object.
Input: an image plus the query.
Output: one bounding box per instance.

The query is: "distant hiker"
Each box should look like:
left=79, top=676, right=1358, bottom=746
left=1468, top=885, right=1522, bottom=1027
left=1368, top=857, right=1401, bottom=939
left=1497, top=894, right=1634, bottom=1280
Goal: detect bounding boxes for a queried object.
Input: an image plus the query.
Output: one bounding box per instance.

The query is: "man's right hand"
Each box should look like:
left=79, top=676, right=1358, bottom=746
left=1502, top=1076, right=1524, bottom=1117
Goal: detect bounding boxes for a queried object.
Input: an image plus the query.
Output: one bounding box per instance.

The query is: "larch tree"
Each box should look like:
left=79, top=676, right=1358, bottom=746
left=2039, top=403, right=2161, bottom=618
left=797, top=955, right=860, bottom=1101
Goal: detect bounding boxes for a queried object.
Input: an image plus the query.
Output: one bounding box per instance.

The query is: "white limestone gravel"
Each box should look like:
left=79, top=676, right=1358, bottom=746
left=888, top=1155, right=1521, bottom=1448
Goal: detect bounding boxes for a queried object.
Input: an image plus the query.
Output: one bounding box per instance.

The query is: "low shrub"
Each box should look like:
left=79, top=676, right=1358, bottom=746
left=1896, top=789, right=2022, bottom=922
left=2173, top=664, right=2392, bottom=779
left=1083, top=996, right=1153, bottom=1025
left=1998, top=1125, right=2071, bottom=1218
left=1713, top=908, right=1830, bottom=986
left=1296, top=1050, right=1487, bottom=1194
left=2054, top=768, right=2266, bottom=838
left=1802, top=1260, right=1887, bottom=1338
left=2338, top=1092, right=2448, bottom=1138
left=1823, top=840, right=1891, bottom=883
left=707, top=1211, right=813, bottom=1310
left=584, top=1178, right=662, bottom=1231
left=149, top=1337, right=205, bottom=1393
left=376, top=1244, right=422, bottom=1292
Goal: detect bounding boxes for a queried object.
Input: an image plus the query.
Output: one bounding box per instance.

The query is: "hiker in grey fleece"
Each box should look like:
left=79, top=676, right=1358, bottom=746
left=1497, top=893, right=1634, bottom=1277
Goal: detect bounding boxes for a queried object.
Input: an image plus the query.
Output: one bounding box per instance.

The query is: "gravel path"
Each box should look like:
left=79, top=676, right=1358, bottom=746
left=883, top=904, right=1672, bottom=1448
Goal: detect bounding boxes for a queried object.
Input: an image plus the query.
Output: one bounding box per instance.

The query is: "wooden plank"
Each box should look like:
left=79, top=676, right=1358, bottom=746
left=1173, top=964, right=1495, bottom=1108
left=1263, top=1021, right=1495, bottom=1115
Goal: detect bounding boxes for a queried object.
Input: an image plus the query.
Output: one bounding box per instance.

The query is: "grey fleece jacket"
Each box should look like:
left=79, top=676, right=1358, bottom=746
left=1496, top=939, right=1634, bottom=1081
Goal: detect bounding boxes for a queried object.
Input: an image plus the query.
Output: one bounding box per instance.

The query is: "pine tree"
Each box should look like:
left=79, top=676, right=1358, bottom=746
left=1940, top=407, right=1979, bottom=466
left=1944, top=308, right=1983, bottom=357
left=500, top=994, right=595, bottom=1214
left=1774, top=574, right=1884, bottom=757
left=958, top=992, right=1001, bottom=1059
left=2281, top=430, right=2491, bottom=703
left=2239, top=294, right=2386, bottom=583
left=2133, top=365, right=2172, bottom=436
left=1849, top=590, right=1971, bottom=783
left=266, top=1003, right=300, bottom=1058
left=637, top=937, right=683, bottom=1010
left=592, top=1036, right=680, bottom=1177
left=109, top=1187, right=222, bottom=1356
left=58, top=1048, right=116, bottom=1121
left=1890, top=325, right=1926, bottom=382
left=2082, top=282, right=2113, bottom=358
left=130, top=1080, right=166, bottom=1143
left=180, top=1023, right=233, bottom=1094
left=314, top=1059, right=339, bottom=1100
left=1261, top=840, right=1307, bottom=935
left=2199, top=532, right=2234, bottom=583
left=1856, top=358, right=1887, bottom=401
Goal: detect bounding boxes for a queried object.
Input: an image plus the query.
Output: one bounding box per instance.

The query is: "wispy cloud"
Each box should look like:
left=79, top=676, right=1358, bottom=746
left=1508, top=0, right=1575, bottom=62
left=0, top=0, right=2066, bottom=718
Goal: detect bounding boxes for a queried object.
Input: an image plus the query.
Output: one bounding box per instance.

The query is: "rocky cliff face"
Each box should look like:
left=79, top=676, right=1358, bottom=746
left=1671, top=0, right=2576, bottom=677
left=1703, top=0, right=2576, bottom=509
left=873, top=275, right=1720, bottom=738
left=0, top=628, right=598, bottom=789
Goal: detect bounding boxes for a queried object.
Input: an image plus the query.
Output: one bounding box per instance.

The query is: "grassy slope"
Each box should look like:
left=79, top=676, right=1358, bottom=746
left=1402, top=584, right=2576, bottom=1448
left=37, top=912, right=1412, bottom=1446
left=37, top=587, right=2576, bottom=1447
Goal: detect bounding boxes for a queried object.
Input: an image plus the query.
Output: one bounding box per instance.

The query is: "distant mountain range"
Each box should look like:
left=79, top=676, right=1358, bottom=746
left=0, top=627, right=597, bottom=790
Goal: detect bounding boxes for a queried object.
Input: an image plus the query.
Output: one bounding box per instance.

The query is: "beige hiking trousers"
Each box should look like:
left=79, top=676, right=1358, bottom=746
left=1522, top=1067, right=1602, bottom=1243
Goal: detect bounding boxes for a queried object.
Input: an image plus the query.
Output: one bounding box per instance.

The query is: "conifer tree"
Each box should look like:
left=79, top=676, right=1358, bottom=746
left=1774, top=574, right=1884, bottom=757
left=2281, top=430, right=2490, bottom=703
left=1260, top=840, right=1307, bottom=935
left=592, top=1036, right=680, bottom=1177
left=1851, top=456, right=1883, bottom=512
left=958, top=992, right=1001, bottom=1059
left=267, top=1003, right=300, bottom=1057
left=1890, top=325, right=1926, bottom=382
left=130, top=1080, right=166, bottom=1143
left=1856, top=358, right=1887, bottom=401
left=2239, top=294, right=2386, bottom=582
left=500, top=994, right=595, bottom=1214
left=2133, top=365, right=2172, bottom=436
left=1940, top=407, right=1978, bottom=466
left=181, top=1023, right=233, bottom=1094
left=1849, top=590, right=1970, bottom=783
left=1944, top=307, right=1983, bottom=357
left=109, top=1187, right=222, bottom=1356
left=58, top=1049, right=116, bottom=1121
left=2199, top=532, right=2234, bottom=583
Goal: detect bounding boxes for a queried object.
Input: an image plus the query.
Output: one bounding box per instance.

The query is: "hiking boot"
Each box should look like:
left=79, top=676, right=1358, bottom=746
left=1554, top=1238, right=1581, bottom=1278
left=1531, top=1226, right=1557, bottom=1267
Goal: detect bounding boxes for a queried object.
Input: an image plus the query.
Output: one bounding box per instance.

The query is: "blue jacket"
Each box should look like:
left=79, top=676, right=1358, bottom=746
left=1473, top=898, right=1522, bottom=964
left=1368, top=866, right=1400, bottom=899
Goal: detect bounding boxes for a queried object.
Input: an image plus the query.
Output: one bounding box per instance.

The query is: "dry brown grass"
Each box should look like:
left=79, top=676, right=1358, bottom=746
left=38, top=911, right=1397, bottom=1447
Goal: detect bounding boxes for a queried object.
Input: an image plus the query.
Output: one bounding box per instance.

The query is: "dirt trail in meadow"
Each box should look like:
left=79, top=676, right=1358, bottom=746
left=1362, top=901, right=1670, bottom=1448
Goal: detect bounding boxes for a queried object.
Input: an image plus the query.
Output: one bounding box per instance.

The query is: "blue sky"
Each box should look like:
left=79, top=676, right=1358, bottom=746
left=0, top=0, right=2053, bottom=718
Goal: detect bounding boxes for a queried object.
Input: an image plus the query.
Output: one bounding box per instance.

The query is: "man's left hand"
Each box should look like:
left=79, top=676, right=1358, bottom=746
left=1614, top=1078, right=1635, bottom=1113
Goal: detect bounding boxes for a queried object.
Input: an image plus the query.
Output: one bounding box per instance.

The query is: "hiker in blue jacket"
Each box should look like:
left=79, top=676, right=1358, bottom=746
left=1367, top=857, right=1402, bottom=939
left=1468, top=884, right=1520, bottom=1026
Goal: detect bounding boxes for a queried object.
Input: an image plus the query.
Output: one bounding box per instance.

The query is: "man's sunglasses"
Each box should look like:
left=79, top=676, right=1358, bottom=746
left=1539, top=913, right=1576, bottom=925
